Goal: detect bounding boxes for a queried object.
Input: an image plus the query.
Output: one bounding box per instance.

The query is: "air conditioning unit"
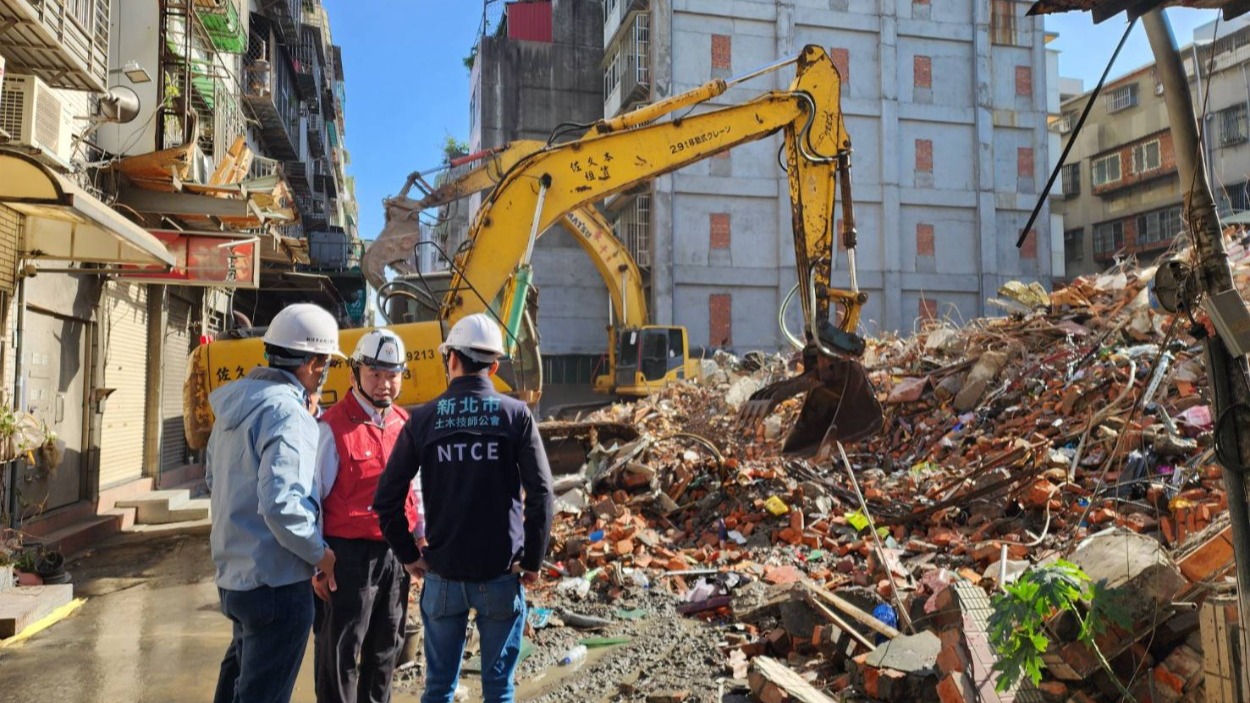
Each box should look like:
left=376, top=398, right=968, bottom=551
left=1155, top=83, right=1165, bottom=95
left=1058, top=121, right=1072, bottom=134
left=0, top=73, right=74, bottom=162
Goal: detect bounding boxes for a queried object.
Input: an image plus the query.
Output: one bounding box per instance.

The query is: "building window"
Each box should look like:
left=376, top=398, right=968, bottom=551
left=711, top=34, right=731, bottom=71
left=1093, top=221, right=1125, bottom=254
left=1019, top=229, right=1037, bottom=260
left=1105, top=84, right=1138, bottom=113
left=604, top=52, right=620, bottom=99
left=1227, top=182, right=1250, bottom=212
left=915, top=139, right=933, bottom=173
left=709, top=294, right=732, bottom=347
left=1132, top=140, right=1161, bottom=174
left=1015, top=66, right=1032, bottom=97
left=831, top=48, right=850, bottom=84
left=1092, top=153, right=1121, bottom=187
left=1061, top=163, right=1080, bottom=196
left=916, top=223, right=935, bottom=257
left=1058, top=111, right=1077, bottom=133
left=710, top=213, right=730, bottom=249
left=632, top=14, right=650, bottom=86
left=990, top=0, right=1019, bottom=46
left=1064, top=228, right=1085, bottom=262
left=919, top=297, right=938, bottom=320
left=914, top=56, right=932, bottom=89
left=1221, top=104, right=1249, bottom=147
left=1137, top=206, right=1183, bottom=246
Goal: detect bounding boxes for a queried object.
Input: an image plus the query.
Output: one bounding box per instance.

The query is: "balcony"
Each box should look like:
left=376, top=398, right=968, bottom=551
left=196, top=0, right=246, bottom=54
left=297, top=193, right=327, bottom=229
left=603, top=14, right=649, bottom=116
left=619, top=50, right=649, bottom=111
left=313, top=156, right=337, bottom=197
left=604, top=0, right=647, bottom=52
left=307, top=113, right=325, bottom=158
left=0, top=0, right=109, bottom=92
left=256, top=0, right=300, bottom=43
left=615, top=191, right=651, bottom=268
left=243, top=20, right=301, bottom=160
left=291, top=23, right=325, bottom=101
left=308, top=229, right=363, bottom=271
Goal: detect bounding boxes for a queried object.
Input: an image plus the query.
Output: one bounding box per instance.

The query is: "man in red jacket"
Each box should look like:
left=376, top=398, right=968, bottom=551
left=313, top=329, right=421, bottom=703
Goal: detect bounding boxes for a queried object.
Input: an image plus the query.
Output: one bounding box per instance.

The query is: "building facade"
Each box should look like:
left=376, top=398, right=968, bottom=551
left=0, top=0, right=361, bottom=547
left=1056, top=17, right=1250, bottom=278
left=465, top=0, right=609, bottom=389
left=604, top=0, right=1057, bottom=349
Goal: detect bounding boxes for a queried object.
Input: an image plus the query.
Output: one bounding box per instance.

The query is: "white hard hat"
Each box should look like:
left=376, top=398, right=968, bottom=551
left=439, top=313, right=506, bottom=363
left=263, top=303, right=343, bottom=357
left=352, top=329, right=406, bottom=372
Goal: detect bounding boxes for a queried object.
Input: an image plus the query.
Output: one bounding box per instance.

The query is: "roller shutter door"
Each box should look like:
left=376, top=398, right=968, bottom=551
left=160, top=294, right=193, bottom=471
left=99, top=282, right=149, bottom=487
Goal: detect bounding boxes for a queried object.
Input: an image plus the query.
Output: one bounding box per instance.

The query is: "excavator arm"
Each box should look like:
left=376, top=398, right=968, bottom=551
left=444, top=44, right=881, bottom=451
left=184, top=46, right=881, bottom=454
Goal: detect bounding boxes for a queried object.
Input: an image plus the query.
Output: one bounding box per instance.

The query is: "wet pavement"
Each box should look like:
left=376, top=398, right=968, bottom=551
left=0, top=526, right=421, bottom=703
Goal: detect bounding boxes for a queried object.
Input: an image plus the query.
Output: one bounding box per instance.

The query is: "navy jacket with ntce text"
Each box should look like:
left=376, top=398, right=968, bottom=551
left=374, top=374, right=554, bottom=582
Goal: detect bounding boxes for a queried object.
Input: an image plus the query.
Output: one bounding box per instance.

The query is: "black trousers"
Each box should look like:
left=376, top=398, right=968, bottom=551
left=314, top=536, right=410, bottom=703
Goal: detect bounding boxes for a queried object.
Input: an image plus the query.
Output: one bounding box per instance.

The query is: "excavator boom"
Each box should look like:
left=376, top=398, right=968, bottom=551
left=185, top=46, right=882, bottom=455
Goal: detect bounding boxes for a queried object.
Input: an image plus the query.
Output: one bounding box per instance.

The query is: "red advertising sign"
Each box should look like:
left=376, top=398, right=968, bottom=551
left=119, top=230, right=260, bottom=288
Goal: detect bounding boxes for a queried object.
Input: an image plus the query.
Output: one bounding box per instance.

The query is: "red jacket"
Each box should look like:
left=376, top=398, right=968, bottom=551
left=320, top=396, right=418, bottom=541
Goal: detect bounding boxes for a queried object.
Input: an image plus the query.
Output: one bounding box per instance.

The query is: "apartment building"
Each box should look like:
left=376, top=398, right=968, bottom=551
left=0, top=0, right=362, bottom=547
left=1056, top=17, right=1250, bottom=277
left=603, top=0, right=1058, bottom=349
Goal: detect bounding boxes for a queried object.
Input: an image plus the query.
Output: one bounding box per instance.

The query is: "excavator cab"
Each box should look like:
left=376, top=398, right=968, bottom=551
left=602, top=326, right=700, bottom=397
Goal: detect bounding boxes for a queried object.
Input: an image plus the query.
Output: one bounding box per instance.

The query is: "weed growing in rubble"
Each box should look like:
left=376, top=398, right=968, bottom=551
left=988, top=560, right=1131, bottom=695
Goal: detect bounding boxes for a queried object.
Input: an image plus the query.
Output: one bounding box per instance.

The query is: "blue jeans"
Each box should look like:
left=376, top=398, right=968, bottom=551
left=420, top=572, right=526, bottom=703
left=214, top=581, right=315, bottom=703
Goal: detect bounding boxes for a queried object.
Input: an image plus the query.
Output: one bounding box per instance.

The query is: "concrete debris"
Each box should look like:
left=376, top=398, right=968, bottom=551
left=403, top=244, right=1250, bottom=700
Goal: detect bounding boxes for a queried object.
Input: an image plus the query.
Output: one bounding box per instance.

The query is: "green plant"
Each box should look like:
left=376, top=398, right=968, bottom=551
left=987, top=559, right=1131, bottom=695
left=463, top=45, right=478, bottom=71
left=442, top=135, right=469, bottom=163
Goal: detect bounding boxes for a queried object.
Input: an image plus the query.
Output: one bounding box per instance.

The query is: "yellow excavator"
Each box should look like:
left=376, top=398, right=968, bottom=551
left=184, top=45, right=883, bottom=456
left=362, top=145, right=701, bottom=399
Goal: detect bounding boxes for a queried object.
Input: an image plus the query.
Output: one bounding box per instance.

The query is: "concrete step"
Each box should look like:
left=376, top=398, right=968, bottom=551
left=165, top=497, right=211, bottom=523
left=0, top=584, right=73, bottom=639
left=32, top=515, right=123, bottom=557
left=114, top=489, right=209, bottom=524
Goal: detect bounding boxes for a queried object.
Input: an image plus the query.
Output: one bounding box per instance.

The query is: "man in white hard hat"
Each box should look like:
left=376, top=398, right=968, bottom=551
left=312, top=329, right=422, bottom=703
left=374, top=313, right=554, bottom=703
left=208, top=303, right=341, bottom=703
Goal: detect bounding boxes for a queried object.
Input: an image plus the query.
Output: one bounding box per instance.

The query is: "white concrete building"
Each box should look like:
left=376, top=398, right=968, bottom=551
left=604, top=0, right=1058, bottom=349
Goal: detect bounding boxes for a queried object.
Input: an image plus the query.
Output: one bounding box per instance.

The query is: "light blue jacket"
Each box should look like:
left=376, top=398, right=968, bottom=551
left=207, top=366, right=325, bottom=590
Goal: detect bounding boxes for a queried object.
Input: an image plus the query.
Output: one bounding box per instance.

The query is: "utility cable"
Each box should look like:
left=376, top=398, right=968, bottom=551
left=1017, top=18, right=1138, bottom=248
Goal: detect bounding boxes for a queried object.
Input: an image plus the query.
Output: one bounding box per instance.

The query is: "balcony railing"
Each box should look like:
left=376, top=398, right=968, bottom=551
left=243, top=20, right=301, bottom=159
left=257, top=0, right=300, bottom=42
left=290, top=24, right=324, bottom=101
left=616, top=192, right=651, bottom=268
left=604, top=0, right=647, bottom=50
left=0, top=0, right=109, bottom=91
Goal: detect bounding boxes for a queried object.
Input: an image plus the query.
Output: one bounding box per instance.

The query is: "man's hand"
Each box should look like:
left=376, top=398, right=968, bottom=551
left=312, top=571, right=333, bottom=602
left=315, top=547, right=337, bottom=597
left=404, top=557, right=429, bottom=581
left=511, top=562, right=539, bottom=585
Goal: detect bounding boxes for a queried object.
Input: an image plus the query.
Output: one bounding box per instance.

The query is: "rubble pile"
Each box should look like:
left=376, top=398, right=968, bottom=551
left=483, top=244, right=1250, bottom=701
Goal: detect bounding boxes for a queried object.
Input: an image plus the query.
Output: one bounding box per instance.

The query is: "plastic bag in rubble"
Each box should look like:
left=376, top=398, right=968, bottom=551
left=557, top=577, right=591, bottom=600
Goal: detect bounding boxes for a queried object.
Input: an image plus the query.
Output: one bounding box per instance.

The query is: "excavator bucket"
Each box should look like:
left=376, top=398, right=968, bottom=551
left=740, top=352, right=882, bottom=456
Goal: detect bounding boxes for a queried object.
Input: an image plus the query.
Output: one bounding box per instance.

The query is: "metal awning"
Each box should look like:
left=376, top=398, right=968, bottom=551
left=0, top=150, right=176, bottom=267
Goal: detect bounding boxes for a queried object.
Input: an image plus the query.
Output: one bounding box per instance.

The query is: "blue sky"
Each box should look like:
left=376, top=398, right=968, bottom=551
left=322, top=3, right=1226, bottom=245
